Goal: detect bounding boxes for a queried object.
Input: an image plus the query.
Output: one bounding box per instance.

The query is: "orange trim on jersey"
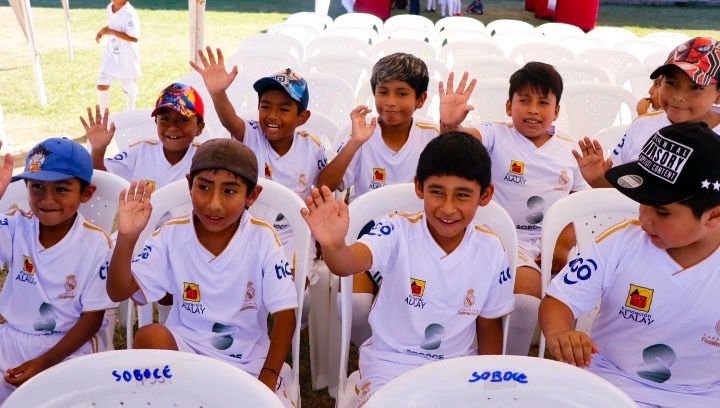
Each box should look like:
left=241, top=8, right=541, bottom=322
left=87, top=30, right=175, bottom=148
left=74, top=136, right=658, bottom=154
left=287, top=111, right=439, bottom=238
left=639, top=110, right=665, bottom=118
left=554, top=133, right=577, bottom=144
left=128, top=139, right=159, bottom=148
left=5, top=208, right=33, bottom=219
left=250, top=217, right=282, bottom=247
left=298, top=130, right=322, bottom=147
left=82, top=222, right=113, bottom=248
left=152, top=217, right=191, bottom=237
left=192, top=142, right=201, bottom=147
left=474, top=225, right=498, bottom=237
left=389, top=210, right=423, bottom=223
left=595, top=219, right=640, bottom=244
left=415, top=121, right=440, bottom=133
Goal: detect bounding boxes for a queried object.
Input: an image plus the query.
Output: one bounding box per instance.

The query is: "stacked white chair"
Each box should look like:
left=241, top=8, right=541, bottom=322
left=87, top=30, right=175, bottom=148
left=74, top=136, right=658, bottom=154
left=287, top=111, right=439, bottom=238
left=556, top=82, right=637, bottom=138
left=305, top=34, right=372, bottom=60
left=304, top=54, right=373, bottom=97
left=486, top=19, right=535, bottom=36
left=226, top=72, right=261, bottom=117
left=383, top=14, right=435, bottom=34
left=454, top=56, right=521, bottom=80
left=334, top=12, right=384, bottom=34
left=438, top=40, right=505, bottom=70
left=508, top=42, right=576, bottom=65
left=435, top=16, right=485, bottom=33
left=238, top=33, right=305, bottom=63
left=592, top=123, right=630, bottom=155
left=383, top=26, right=438, bottom=44
left=616, top=64, right=654, bottom=99
left=267, top=22, right=321, bottom=46
left=297, top=110, right=341, bottom=156
left=491, top=31, right=547, bottom=56
left=303, top=72, right=356, bottom=127
left=643, top=31, right=690, bottom=51
left=536, top=22, right=584, bottom=40
left=614, top=39, right=669, bottom=65
left=325, top=25, right=380, bottom=45
left=467, top=78, right=511, bottom=124
left=108, top=109, right=156, bottom=151
left=644, top=50, right=669, bottom=69
left=371, top=38, right=438, bottom=62
left=553, top=60, right=612, bottom=84
left=286, top=11, right=333, bottom=32
left=228, top=49, right=301, bottom=80
left=586, top=26, right=637, bottom=48
left=555, top=34, right=606, bottom=57
left=577, top=48, right=642, bottom=83
left=437, top=28, right=492, bottom=48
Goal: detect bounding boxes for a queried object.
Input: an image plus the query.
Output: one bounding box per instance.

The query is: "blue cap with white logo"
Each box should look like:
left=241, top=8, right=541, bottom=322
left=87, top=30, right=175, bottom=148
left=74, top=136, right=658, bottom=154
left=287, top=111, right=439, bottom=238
left=253, top=68, right=310, bottom=111
left=12, top=137, right=93, bottom=184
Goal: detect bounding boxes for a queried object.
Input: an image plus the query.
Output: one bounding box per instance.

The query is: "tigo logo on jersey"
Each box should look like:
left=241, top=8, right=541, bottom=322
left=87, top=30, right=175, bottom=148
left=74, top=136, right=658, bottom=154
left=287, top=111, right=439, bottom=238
left=405, top=278, right=427, bottom=309
left=625, top=284, right=654, bottom=312
left=509, top=160, right=524, bottom=175
left=183, top=282, right=201, bottom=302
left=59, top=274, right=77, bottom=299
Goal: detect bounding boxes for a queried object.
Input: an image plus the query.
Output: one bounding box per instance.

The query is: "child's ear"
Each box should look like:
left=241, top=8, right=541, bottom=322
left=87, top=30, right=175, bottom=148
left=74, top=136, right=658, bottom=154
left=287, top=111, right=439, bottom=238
left=415, top=91, right=428, bottom=109
left=414, top=177, right=424, bottom=199
left=244, top=184, right=263, bottom=208
left=80, top=184, right=97, bottom=204
left=554, top=103, right=560, bottom=121
left=195, top=119, right=205, bottom=137
left=296, top=109, right=311, bottom=127
left=505, top=99, right=512, bottom=117
left=478, top=183, right=494, bottom=206
left=704, top=204, right=720, bottom=228
left=714, top=88, right=720, bottom=105
left=186, top=173, right=193, bottom=190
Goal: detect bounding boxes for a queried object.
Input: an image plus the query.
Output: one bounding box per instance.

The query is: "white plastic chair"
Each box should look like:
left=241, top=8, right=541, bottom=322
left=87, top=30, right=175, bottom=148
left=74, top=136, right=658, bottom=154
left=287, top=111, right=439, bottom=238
left=267, top=22, right=321, bottom=46
left=467, top=78, right=511, bottom=124
left=536, top=22, right=584, bottom=40
left=508, top=42, right=576, bottom=65
left=364, top=355, right=637, bottom=407
left=325, top=25, right=381, bottom=45
left=438, top=39, right=504, bottom=70
left=553, top=60, right=612, bottom=84
left=491, top=31, right=548, bottom=56
left=303, top=72, right=356, bottom=128
left=486, top=19, right=535, bottom=37
left=437, top=28, right=492, bottom=48
left=335, top=183, right=517, bottom=407
left=592, top=124, right=629, bottom=155
left=616, top=64, right=654, bottom=99
left=303, top=54, right=373, bottom=97
left=577, top=48, right=642, bottom=84
left=454, top=56, right=521, bottom=80
left=383, top=14, right=435, bottom=34
left=435, top=16, right=485, bottom=33
left=383, top=26, right=438, bottom=45
left=286, top=11, right=333, bottom=32
left=305, top=34, right=372, bottom=60
left=555, top=34, right=607, bottom=57
left=538, top=189, right=638, bottom=358
left=227, top=49, right=301, bottom=80
left=613, top=39, right=669, bottom=65
left=371, top=38, right=438, bottom=62
left=644, top=50, right=669, bottom=69
left=297, top=110, right=341, bottom=156
left=3, top=349, right=284, bottom=408
left=225, top=72, right=261, bottom=116
left=586, top=26, right=637, bottom=48
left=556, top=82, right=637, bottom=139
left=334, top=12, right=384, bottom=34
left=237, top=33, right=305, bottom=63
left=108, top=109, right=154, bottom=152
left=642, top=31, right=690, bottom=51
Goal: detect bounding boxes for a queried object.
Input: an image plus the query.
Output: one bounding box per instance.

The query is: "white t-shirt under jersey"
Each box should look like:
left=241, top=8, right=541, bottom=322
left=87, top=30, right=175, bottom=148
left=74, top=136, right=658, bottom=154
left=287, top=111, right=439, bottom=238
left=0, top=210, right=116, bottom=335
left=130, top=213, right=298, bottom=375
left=336, top=119, right=439, bottom=200
left=475, top=122, right=589, bottom=241
left=100, top=2, right=141, bottom=79
left=611, top=107, right=720, bottom=167
left=547, top=221, right=720, bottom=407
left=357, top=212, right=514, bottom=367
left=104, top=140, right=199, bottom=192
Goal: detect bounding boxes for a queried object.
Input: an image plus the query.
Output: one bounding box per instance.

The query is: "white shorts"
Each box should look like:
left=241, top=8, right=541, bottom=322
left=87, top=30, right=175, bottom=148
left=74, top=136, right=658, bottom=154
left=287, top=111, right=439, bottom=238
left=517, top=237, right=541, bottom=272
left=96, top=73, right=138, bottom=94
left=168, top=327, right=295, bottom=407
left=0, top=324, right=98, bottom=403
left=355, top=345, right=421, bottom=407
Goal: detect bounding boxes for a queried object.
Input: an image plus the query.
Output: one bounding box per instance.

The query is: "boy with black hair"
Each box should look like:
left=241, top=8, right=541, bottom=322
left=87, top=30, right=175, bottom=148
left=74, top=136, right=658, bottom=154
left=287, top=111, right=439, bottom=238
left=107, top=139, right=297, bottom=405
left=0, top=138, right=116, bottom=403
left=540, top=122, right=720, bottom=407
left=440, top=63, right=589, bottom=356
left=303, top=132, right=513, bottom=406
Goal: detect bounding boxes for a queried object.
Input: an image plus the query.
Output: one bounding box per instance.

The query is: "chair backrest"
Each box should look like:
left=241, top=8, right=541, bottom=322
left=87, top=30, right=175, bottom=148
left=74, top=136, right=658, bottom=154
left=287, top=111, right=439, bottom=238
left=491, top=31, right=546, bottom=56
left=2, top=349, right=284, bottom=408
left=437, top=28, right=492, bottom=48
left=286, top=11, right=333, bottom=32
left=226, top=72, right=260, bottom=115
left=554, top=34, right=606, bottom=57
left=435, top=16, right=485, bottom=33
left=237, top=33, right=305, bottom=63
left=338, top=183, right=518, bottom=402
left=364, top=355, right=637, bottom=407
left=227, top=49, right=301, bottom=80
left=486, top=19, right=535, bottom=37
left=577, top=48, right=642, bottom=84
left=108, top=109, right=154, bottom=151
left=438, top=40, right=504, bottom=70
left=334, top=12, right=384, bottom=34
left=538, top=189, right=637, bottom=357
left=642, top=31, right=689, bottom=51
left=371, top=38, right=438, bottom=62
left=383, top=26, right=438, bottom=45
left=454, top=56, right=521, bottom=80
left=616, top=64, right=654, bottom=99
left=536, top=22, right=584, bottom=40
left=592, top=124, right=630, bottom=155
left=0, top=171, right=129, bottom=233
left=553, top=60, right=611, bottom=84
left=127, top=177, right=310, bottom=406
left=303, top=54, right=373, bottom=97
left=303, top=72, right=356, bottom=127
left=267, top=22, right=321, bottom=46
left=643, top=50, right=668, bottom=70
left=325, top=25, right=380, bottom=45
left=383, top=14, right=435, bottom=34
left=556, top=82, right=637, bottom=138
left=613, top=39, right=669, bottom=66
left=305, top=34, right=372, bottom=61
left=586, top=26, right=637, bottom=48
left=467, top=78, right=511, bottom=124
left=508, top=42, right=576, bottom=65
left=296, top=110, right=340, bottom=156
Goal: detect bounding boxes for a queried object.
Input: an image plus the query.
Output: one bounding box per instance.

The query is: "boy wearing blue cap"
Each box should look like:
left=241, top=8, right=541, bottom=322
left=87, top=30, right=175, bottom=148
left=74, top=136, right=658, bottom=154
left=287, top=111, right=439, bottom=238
left=0, top=138, right=116, bottom=403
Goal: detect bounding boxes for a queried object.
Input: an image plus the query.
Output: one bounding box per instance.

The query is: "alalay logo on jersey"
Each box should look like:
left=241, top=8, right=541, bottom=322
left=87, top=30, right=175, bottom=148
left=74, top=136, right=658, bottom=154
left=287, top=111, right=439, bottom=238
left=58, top=274, right=77, bottom=299
left=699, top=319, right=720, bottom=349
left=504, top=160, right=527, bottom=185
left=618, top=284, right=654, bottom=325
left=369, top=167, right=387, bottom=190
left=405, top=278, right=427, bottom=309
left=182, top=282, right=206, bottom=315
left=458, top=288, right=480, bottom=316
left=16, top=255, right=37, bottom=285
left=240, top=281, right=258, bottom=311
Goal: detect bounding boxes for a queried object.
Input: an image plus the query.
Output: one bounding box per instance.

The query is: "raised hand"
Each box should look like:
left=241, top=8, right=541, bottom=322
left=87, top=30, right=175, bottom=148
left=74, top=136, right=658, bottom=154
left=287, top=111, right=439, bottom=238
left=0, top=140, right=13, bottom=199
left=117, top=180, right=153, bottom=238
left=190, top=47, right=238, bottom=95
left=81, top=105, right=116, bottom=151
left=301, top=186, right=349, bottom=248
left=439, top=71, right=476, bottom=129
left=350, top=105, right=377, bottom=145
left=572, top=137, right=613, bottom=186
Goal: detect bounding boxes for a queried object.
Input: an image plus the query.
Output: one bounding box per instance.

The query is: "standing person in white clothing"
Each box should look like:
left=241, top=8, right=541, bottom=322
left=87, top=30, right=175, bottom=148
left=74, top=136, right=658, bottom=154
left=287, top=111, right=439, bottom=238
left=575, top=37, right=720, bottom=188
left=0, top=138, right=116, bottom=403
left=302, top=133, right=514, bottom=406
left=541, top=122, right=720, bottom=408
left=439, top=63, right=589, bottom=357
left=107, top=139, right=298, bottom=406
left=96, top=0, right=141, bottom=112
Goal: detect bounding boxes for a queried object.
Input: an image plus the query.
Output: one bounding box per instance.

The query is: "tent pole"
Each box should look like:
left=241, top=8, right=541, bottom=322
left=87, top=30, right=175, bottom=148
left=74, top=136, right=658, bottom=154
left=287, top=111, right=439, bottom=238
left=189, top=0, right=206, bottom=65
left=61, top=0, right=74, bottom=61
left=19, top=0, right=48, bottom=107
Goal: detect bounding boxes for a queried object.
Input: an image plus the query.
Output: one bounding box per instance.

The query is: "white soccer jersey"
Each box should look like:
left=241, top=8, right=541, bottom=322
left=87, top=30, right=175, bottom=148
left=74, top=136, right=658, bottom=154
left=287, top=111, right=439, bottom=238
left=611, top=107, right=720, bottom=167
left=0, top=209, right=115, bottom=335
left=547, top=221, right=720, bottom=407
left=357, top=212, right=514, bottom=367
left=130, top=213, right=298, bottom=375
left=475, top=122, right=589, bottom=241
left=337, top=119, right=439, bottom=200
left=104, top=140, right=199, bottom=191
left=100, top=2, right=141, bottom=79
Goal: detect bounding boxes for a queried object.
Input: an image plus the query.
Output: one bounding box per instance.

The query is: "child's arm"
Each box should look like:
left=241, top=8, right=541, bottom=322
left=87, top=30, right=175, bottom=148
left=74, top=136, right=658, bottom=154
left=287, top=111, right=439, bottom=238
left=475, top=316, right=504, bottom=355
left=96, top=26, right=138, bottom=43
left=81, top=105, right=116, bottom=171
left=316, top=106, right=377, bottom=191
left=259, top=308, right=296, bottom=391
left=539, top=295, right=598, bottom=367
left=0, top=140, right=12, bottom=198
left=108, top=180, right=153, bottom=301
left=190, top=47, right=247, bottom=141
left=4, top=310, right=104, bottom=386
left=439, top=71, right=482, bottom=140
left=572, top=137, right=613, bottom=188
left=301, top=186, right=372, bottom=276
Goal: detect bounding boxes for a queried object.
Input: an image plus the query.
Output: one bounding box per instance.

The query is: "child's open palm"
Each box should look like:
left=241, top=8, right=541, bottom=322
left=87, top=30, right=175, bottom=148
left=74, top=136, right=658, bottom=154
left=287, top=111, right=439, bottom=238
left=190, top=47, right=237, bottom=94
left=81, top=105, right=116, bottom=150
left=301, top=186, right=349, bottom=248
left=0, top=141, right=12, bottom=199
left=440, top=71, right=476, bottom=128
left=350, top=106, right=377, bottom=145
left=573, top=137, right=613, bottom=186
left=118, top=180, right=153, bottom=238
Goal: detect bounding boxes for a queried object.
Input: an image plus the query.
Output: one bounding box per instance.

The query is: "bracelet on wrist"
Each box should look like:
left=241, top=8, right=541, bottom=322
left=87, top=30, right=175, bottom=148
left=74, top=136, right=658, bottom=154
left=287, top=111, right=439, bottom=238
left=261, top=366, right=280, bottom=377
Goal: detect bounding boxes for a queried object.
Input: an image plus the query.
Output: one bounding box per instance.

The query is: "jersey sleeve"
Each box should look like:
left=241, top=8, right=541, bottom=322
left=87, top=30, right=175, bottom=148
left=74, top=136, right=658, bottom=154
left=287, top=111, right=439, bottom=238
left=610, top=125, right=633, bottom=167
left=0, top=212, right=15, bottom=265
left=479, top=243, right=515, bottom=319
left=79, top=246, right=118, bottom=311
left=357, top=215, right=399, bottom=275
left=104, top=149, right=135, bottom=182
left=261, top=236, right=298, bottom=314
left=473, top=122, right=497, bottom=153
left=571, top=165, right=591, bottom=192
left=130, top=229, right=173, bottom=305
left=315, top=142, right=328, bottom=177
left=124, top=9, right=140, bottom=39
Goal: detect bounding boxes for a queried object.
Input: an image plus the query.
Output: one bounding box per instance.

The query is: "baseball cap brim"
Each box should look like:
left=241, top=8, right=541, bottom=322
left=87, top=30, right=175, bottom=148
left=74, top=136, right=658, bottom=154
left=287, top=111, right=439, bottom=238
left=253, top=77, right=305, bottom=106
left=650, top=63, right=683, bottom=80
left=606, top=162, right=694, bottom=207
left=11, top=170, right=81, bottom=183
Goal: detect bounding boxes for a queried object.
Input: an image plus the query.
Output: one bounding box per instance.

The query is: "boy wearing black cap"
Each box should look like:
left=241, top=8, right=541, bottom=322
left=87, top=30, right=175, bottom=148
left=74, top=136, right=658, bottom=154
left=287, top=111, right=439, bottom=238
left=0, top=138, right=116, bottom=403
left=540, top=122, right=720, bottom=407
left=107, top=139, right=297, bottom=404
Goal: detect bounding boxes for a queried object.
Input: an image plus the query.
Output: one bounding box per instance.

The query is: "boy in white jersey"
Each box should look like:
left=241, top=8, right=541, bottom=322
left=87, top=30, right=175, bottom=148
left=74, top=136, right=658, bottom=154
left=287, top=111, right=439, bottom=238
left=303, top=133, right=514, bottom=406
left=83, top=83, right=205, bottom=193
left=107, top=139, right=297, bottom=404
left=95, top=0, right=140, bottom=112
left=540, top=122, right=720, bottom=408
left=576, top=37, right=720, bottom=188
left=0, top=138, right=116, bottom=403
left=439, top=63, right=589, bottom=356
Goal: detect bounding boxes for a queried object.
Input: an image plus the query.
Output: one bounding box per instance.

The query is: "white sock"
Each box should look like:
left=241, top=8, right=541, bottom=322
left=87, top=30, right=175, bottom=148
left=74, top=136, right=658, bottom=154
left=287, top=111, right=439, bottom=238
left=336, top=292, right=374, bottom=346
left=506, top=294, right=541, bottom=356
left=97, top=89, right=110, bottom=113
left=157, top=303, right=171, bottom=323
left=124, top=89, right=137, bottom=111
